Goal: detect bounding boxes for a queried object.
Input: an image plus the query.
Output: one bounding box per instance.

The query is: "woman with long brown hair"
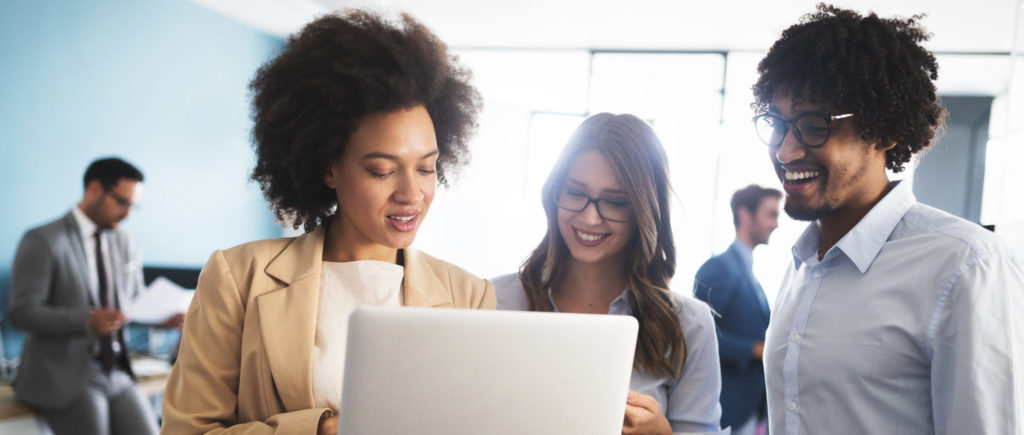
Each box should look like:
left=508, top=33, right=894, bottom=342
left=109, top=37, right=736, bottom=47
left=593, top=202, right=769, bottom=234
left=494, top=113, right=724, bottom=435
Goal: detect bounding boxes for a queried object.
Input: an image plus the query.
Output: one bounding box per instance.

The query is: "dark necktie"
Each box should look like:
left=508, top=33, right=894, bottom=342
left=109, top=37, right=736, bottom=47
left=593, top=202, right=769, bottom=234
left=94, top=230, right=116, bottom=372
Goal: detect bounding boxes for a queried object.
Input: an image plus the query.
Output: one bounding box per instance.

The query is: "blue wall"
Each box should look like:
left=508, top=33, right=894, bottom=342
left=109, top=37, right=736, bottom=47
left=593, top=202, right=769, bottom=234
left=0, top=0, right=285, bottom=360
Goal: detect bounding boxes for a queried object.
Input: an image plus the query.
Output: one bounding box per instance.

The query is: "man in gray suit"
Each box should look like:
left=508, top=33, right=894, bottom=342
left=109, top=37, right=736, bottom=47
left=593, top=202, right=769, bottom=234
left=9, top=157, right=175, bottom=435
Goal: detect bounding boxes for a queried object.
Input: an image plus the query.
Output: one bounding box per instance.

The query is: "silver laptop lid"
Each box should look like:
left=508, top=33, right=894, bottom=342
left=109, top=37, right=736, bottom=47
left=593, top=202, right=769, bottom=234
left=339, top=306, right=638, bottom=435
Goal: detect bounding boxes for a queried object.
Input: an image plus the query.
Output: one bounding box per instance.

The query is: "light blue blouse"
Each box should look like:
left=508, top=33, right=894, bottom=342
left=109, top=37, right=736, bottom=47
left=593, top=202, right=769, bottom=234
left=493, top=274, right=726, bottom=435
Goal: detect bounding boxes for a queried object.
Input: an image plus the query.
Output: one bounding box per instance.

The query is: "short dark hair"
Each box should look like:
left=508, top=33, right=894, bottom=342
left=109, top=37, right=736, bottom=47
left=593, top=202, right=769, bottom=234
left=731, top=184, right=781, bottom=227
left=249, top=10, right=482, bottom=232
left=752, top=3, right=946, bottom=173
left=83, top=157, right=144, bottom=190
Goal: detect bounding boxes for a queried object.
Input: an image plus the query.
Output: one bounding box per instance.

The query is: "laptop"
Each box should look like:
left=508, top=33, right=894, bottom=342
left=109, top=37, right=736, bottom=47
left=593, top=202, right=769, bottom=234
left=339, top=306, right=639, bottom=435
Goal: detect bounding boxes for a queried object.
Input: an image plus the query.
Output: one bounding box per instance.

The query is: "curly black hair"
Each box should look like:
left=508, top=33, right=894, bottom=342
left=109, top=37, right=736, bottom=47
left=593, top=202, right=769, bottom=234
left=249, top=10, right=482, bottom=231
left=752, top=3, right=946, bottom=173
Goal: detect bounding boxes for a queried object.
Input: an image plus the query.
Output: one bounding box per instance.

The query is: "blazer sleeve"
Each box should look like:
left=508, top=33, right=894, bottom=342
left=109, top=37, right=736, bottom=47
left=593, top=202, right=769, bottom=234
left=693, top=258, right=757, bottom=371
left=161, top=250, right=331, bottom=435
left=8, top=230, right=93, bottom=338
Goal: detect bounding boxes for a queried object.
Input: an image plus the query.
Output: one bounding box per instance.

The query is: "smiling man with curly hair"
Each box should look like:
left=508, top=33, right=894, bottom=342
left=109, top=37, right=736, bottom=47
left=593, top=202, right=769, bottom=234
left=753, top=4, right=1024, bottom=434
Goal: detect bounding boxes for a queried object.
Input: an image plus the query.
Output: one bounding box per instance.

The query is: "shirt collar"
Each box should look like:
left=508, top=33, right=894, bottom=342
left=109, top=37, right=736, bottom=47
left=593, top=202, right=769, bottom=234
left=791, top=223, right=821, bottom=269
left=791, top=180, right=916, bottom=273
left=546, top=286, right=634, bottom=315
left=731, top=239, right=754, bottom=271
left=71, top=205, right=98, bottom=237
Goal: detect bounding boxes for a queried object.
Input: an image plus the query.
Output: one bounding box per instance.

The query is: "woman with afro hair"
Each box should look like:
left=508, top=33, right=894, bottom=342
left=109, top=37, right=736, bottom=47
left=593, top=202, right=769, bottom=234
left=162, top=10, right=493, bottom=434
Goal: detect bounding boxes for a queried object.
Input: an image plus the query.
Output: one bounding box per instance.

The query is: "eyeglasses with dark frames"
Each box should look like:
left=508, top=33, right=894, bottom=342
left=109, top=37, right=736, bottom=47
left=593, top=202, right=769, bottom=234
left=105, top=189, right=139, bottom=211
left=753, top=112, right=855, bottom=148
left=554, top=187, right=632, bottom=223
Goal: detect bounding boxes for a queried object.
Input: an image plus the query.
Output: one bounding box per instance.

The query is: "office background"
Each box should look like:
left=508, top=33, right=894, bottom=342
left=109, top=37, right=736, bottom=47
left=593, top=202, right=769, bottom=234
left=1, top=0, right=1022, bottom=370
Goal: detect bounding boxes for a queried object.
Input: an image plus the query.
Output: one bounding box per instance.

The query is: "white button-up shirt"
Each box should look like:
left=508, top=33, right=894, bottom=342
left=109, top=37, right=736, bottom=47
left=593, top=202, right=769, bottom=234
left=764, top=180, right=1024, bottom=435
left=71, top=205, right=108, bottom=298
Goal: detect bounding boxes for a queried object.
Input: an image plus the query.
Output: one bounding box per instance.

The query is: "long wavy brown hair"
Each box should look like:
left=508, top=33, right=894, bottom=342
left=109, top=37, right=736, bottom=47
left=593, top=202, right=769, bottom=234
left=518, top=113, right=684, bottom=378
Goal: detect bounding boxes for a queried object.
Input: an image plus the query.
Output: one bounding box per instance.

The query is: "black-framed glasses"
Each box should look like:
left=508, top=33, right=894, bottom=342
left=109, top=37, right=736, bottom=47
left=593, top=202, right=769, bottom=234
left=753, top=112, right=855, bottom=148
left=554, top=187, right=632, bottom=223
left=105, top=189, right=138, bottom=211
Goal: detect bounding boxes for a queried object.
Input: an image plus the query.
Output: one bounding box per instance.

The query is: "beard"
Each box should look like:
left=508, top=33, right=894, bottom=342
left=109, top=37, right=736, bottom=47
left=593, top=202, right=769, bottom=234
left=83, top=201, right=120, bottom=230
left=782, top=159, right=867, bottom=221
left=753, top=229, right=773, bottom=246
left=784, top=200, right=836, bottom=221
left=783, top=171, right=841, bottom=221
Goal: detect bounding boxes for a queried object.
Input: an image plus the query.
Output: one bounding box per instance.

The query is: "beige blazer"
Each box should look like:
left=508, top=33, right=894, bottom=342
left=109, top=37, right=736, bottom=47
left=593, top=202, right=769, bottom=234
left=161, top=226, right=495, bottom=434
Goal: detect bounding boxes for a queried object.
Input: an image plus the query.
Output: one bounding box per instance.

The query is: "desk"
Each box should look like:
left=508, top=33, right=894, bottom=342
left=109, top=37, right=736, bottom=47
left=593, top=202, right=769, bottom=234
left=0, top=357, right=171, bottom=422
left=0, top=382, right=32, bottom=420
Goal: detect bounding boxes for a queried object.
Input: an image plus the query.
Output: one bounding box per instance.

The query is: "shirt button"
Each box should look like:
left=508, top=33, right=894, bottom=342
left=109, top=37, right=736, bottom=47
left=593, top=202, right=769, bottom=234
left=813, top=270, right=822, bottom=278
left=787, top=401, right=797, bottom=411
left=792, top=333, right=801, bottom=343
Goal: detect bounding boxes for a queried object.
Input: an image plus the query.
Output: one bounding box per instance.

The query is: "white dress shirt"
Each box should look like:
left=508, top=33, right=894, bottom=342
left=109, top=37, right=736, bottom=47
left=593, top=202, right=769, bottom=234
left=312, top=260, right=404, bottom=412
left=764, top=180, right=1024, bottom=435
left=71, top=205, right=109, bottom=297
left=71, top=206, right=127, bottom=357
left=494, top=274, right=726, bottom=435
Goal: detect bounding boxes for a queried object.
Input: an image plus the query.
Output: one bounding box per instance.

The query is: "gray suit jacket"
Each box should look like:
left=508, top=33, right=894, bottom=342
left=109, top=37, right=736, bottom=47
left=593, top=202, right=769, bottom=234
left=8, top=211, right=144, bottom=409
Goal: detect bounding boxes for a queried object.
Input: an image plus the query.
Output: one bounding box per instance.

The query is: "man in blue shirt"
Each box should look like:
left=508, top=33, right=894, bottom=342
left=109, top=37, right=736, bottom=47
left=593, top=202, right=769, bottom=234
left=695, top=185, right=780, bottom=435
left=752, top=5, right=1024, bottom=435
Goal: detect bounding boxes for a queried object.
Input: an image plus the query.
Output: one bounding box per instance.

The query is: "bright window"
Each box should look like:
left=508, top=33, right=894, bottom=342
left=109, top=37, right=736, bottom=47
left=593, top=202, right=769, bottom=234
left=414, top=49, right=823, bottom=306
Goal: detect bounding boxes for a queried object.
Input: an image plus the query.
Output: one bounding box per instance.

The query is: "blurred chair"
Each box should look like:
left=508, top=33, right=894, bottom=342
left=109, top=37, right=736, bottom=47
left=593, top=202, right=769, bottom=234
left=0, top=271, right=24, bottom=382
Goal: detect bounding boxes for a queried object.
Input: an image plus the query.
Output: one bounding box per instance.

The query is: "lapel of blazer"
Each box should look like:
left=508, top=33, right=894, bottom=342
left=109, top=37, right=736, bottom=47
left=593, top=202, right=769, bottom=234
left=401, top=248, right=454, bottom=308
left=107, top=233, right=126, bottom=308
left=724, top=243, right=746, bottom=283
left=258, top=226, right=324, bottom=412
left=62, top=212, right=98, bottom=306
left=727, top=244, right=771, bottom=323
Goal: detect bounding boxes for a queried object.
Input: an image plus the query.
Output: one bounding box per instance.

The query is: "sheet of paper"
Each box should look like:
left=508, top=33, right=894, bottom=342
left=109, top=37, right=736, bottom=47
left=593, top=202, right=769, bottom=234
left=124, top=276, right=193, bottom=324
left=130, top=355, right=173, bottom=377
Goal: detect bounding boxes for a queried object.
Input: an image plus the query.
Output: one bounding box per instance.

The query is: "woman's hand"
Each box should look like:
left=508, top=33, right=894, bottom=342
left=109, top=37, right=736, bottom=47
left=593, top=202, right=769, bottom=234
left=317, top=415, right=338, bottom=435
left=623, top=390, right=672, bottom=435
